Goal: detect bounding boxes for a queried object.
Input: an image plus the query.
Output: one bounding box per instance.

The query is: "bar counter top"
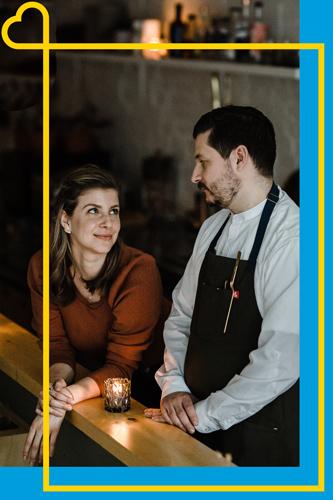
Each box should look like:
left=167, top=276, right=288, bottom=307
left=0, top=313, right=233, bottom=467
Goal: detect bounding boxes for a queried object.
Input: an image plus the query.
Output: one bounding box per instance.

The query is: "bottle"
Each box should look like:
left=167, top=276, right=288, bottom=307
left=226, top=6, right=242, bottom=61
left=253, top=0, right=264, bottom=23
left=241, top=0, right=251, bottom=39
left=185, top=14, right=201, bottom=58
left=186, top=14, right=196, bottom=42
left=250, top=1, right=268, bottom=63
left=132, top=19, right=142, bottom=56
left=236, top=1, right=251, bottom=62
left=198, top=5, right=210, bottom=41
left=210, top=17, right=230, bottom=60
left=170, top=3, right=187, bottom=58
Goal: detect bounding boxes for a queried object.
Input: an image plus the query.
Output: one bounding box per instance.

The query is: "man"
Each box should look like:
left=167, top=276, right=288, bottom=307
left=145, top=105, right=299, bottom=466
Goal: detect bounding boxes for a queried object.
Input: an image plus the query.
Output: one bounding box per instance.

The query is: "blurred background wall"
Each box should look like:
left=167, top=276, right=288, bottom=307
left=0, top=0, right=299, bottom=328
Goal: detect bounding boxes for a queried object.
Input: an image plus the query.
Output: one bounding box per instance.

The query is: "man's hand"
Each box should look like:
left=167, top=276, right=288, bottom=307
left=145, top=392, right=198, bottom=434
left=23, top=413, right=65, bottom=466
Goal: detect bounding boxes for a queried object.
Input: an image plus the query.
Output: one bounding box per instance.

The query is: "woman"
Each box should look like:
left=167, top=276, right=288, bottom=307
left=23, top=164, right=167, bottom=465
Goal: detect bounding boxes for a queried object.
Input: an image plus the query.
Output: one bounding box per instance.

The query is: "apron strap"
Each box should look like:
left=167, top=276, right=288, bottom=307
left=208, top=214, right=231, bottom=253
left=247, top=182, right=279, bottom=269
left=207, top=182, right=279, bottom=263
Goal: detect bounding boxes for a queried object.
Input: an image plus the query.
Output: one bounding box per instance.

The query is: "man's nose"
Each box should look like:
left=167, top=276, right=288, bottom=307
left=191, top=164, right=202, bottom=184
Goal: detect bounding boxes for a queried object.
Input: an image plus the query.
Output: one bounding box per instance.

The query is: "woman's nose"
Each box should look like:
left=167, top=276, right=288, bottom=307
left=100, top=214, right=113, bottom=227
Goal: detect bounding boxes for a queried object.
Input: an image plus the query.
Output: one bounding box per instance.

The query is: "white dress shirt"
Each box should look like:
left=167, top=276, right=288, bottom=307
left=155, top=187, right=299, bottom=433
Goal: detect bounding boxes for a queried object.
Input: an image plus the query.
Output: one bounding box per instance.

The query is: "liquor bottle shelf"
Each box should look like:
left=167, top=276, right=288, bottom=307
left=57, top=52, right=299, bottom=80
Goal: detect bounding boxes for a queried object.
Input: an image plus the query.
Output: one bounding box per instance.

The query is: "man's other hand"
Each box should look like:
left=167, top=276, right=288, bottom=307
left=158, top=391, right=199, bottom=434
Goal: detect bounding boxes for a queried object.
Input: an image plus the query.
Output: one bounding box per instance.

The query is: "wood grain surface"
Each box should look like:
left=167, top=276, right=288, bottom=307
left=0, top=313, right=233, bottom=466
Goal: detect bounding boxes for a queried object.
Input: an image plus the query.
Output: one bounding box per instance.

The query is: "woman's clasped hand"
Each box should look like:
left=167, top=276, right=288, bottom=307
left=23, top=379, right=74, bottom=465
left=35, top=379, right=74, bottom=417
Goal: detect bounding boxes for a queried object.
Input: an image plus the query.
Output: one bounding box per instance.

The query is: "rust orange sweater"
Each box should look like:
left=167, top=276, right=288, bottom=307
left=27, top=244, right=167, bottom=391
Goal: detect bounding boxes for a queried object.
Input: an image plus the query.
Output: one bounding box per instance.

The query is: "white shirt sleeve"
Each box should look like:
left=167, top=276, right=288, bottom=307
left=194, top=237, right=299, bottom=433
left=155, top=217, right=215, bottom=398
left=155, top=253, right=200, bottom=398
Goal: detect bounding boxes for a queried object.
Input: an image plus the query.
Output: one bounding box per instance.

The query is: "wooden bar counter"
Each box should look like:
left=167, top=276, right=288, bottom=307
left=0, top=313, right=233, bottom=467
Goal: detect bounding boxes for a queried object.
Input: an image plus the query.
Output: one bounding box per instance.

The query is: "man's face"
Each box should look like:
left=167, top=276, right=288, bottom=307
left=192, top=130, right=240, bottom=209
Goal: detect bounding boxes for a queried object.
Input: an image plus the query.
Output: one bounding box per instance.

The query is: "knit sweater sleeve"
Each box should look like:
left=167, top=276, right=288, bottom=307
left=89, top=253, right=163, bottom=391
left=27, top=250, right=76, bottom=370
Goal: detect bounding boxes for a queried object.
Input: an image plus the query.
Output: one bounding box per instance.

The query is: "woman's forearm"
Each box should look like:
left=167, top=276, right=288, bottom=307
left=50, top=363, right=75, bottom=385
left=67, top=377, right=100, bottom=404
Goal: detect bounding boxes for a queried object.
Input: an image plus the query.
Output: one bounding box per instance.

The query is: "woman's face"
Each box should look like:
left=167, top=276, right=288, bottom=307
left=61, top=188, right=121, bottom=257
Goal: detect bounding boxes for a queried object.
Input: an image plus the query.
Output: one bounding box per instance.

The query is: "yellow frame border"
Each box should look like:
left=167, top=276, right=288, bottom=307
left=1, top=2, right=325, bottom=493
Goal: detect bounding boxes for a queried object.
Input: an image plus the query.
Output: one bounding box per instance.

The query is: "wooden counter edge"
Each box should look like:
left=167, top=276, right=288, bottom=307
left=0, top=313, right=234, bottom=467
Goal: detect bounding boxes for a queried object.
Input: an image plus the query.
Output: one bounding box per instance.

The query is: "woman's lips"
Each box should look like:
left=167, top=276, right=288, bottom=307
left=94, top=234, right=113, bottom=240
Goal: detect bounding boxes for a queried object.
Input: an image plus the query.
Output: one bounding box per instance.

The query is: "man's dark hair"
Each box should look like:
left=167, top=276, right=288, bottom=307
left=193, top=105, right=276, bottom=177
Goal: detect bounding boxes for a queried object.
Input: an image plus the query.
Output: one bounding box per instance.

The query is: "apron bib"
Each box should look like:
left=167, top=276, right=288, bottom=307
left=184, top=183, right=299, bottom=466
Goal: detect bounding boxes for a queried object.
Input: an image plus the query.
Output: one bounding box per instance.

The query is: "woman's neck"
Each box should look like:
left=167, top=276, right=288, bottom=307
left=71, top=246, right=106, bottom=281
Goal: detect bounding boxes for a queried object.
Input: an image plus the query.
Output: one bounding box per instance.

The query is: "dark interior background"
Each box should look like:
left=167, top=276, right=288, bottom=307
left=0, top=0, right=299, bottom=332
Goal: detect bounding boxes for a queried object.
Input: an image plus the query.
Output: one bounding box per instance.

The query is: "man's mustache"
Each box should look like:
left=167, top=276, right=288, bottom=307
left=197, top=182, right=208, bottom=192
left=197, top=182, right=219, bottom=207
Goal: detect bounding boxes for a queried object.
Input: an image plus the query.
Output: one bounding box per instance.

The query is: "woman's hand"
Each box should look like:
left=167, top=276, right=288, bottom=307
left=36, top=378, right=74, bottom=417
left=23, top=412, right=65, bottom=466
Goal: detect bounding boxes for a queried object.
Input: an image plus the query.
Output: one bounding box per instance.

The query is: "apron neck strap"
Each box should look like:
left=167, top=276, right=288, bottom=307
left=208, top=214, right=231, bottom=253
left=247, top=182, right=279, bottom=269
left=207, top=182, right=279, bottom=262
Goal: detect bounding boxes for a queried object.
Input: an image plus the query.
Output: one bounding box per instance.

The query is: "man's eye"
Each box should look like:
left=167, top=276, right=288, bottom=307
left=88, top=207, right=98, bottom=214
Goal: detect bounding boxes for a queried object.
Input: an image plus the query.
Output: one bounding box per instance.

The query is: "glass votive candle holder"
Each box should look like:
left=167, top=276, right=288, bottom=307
left=104, top=377, right=131, bottom=413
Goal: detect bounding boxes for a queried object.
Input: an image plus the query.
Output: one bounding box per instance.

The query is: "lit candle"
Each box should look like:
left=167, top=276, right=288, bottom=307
left=104, top=377, right=131, bottom=413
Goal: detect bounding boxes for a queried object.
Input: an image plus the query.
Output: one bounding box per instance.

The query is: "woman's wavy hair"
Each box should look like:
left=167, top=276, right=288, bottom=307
left=51, top=164, right=121, bottom=306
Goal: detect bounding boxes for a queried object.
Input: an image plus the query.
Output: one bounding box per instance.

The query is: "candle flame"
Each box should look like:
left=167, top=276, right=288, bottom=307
left=113, top=381, right=123, bottom=395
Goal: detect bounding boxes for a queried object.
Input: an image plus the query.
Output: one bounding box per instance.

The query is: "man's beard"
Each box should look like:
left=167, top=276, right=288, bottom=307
left=197, top=176, right=240, bottom=209
left=197, top=182, right=217, bottom=207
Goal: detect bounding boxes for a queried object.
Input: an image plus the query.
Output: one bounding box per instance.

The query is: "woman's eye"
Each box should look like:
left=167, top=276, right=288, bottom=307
left=110, top=208, right=119, bottom=216
left=88, top=207, right=98, bottom=214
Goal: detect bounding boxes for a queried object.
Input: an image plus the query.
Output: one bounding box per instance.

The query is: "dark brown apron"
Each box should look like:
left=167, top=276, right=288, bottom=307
left=184, top=183, right=299, bottom=466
